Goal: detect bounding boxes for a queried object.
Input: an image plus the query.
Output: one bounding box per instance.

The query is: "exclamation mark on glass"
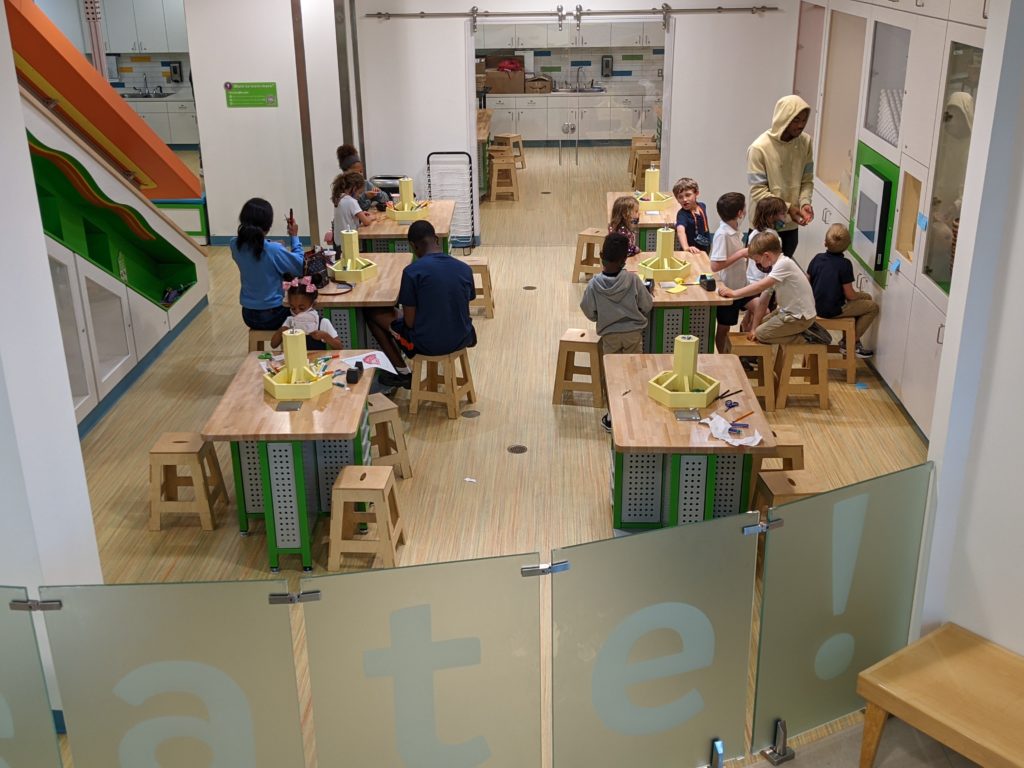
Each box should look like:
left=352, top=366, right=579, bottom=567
left=814, top=494, right=868, bottom=681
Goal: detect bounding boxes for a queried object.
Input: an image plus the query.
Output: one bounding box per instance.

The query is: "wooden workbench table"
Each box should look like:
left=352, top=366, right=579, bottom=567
left=626, top=250, right=732, bottom=353
left=357, top=200, right=456, bottom=254
left=603, top=354, right=776, bottom=528
left=202, top=351, right=374, bottom=570
left=607, top=191, right=680, bottom=250
left=316, top=254, right=410, bottom=349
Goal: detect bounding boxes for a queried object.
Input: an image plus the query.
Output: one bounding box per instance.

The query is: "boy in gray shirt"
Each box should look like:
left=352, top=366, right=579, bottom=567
left=580, top=233, right=653, bottom=432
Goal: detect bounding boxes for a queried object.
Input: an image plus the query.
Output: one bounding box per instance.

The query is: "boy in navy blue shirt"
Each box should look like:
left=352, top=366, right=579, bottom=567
left=807, top=224, right=879, bottom=358
left=673, top=177, right=712, bottom=254
left=371, top=220, right=476, bottom=388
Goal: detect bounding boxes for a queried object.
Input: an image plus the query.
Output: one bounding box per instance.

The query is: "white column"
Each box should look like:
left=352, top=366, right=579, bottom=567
left=0, top=7, right=104, bottom=703
left=920, top=0, right=1024, bottom=653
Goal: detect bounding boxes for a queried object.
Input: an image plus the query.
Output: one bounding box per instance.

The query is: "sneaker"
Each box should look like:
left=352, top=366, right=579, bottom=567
left=601, top=414, right=612, bottom=433
left=377, top=370, right=412, bottom=389
left=855, top=342, right=874, bottom=359
left=802, top=321, right=834, bottom=345
left=740, top=356, right=757, bottom=372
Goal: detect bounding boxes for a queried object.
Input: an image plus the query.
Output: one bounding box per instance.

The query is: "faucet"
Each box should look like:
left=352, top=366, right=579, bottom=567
left=143, top=73, right=149, bottom=94
left=575, top=66, right=585, bottom=92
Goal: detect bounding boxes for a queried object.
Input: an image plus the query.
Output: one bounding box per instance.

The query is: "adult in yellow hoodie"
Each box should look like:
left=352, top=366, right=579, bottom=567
left=747, top=95, right=814, bottom=257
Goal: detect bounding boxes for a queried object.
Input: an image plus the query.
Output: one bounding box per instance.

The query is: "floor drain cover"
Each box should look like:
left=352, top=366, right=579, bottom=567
left=523, top=285, right=537, bottom=291
left=507, top=444, right=528, bottom=454
left=462, top=410, right=481, bottom=418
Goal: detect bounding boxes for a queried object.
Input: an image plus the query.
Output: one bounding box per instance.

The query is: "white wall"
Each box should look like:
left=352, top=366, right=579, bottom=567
left=185, top=0, right=308, bottom=238
left=0, top=6, right=104, bottom=705
left=662, top=1, right=798, bottom=219
left=921, top=0, right=1024, bottom=654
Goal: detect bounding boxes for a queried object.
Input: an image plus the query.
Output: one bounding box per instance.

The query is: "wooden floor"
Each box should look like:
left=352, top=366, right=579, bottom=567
left=69, top=146, right=927, bottom=766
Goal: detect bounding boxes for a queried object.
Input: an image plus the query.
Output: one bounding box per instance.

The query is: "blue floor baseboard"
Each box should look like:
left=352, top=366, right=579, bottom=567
left=77, top=296, right=208, bottom=439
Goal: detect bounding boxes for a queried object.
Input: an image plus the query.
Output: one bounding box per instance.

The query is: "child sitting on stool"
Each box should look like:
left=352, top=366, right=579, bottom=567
left=271, top=275, right=342, bottom=351
left=807, top=224, right=879, bottom=358
left=717, top=231, right=817, bottom=346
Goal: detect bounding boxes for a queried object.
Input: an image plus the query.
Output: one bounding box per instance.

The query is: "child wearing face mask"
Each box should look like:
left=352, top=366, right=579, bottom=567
left=710, top=192, right=750, bottom=353
left=608, top=196, right=641, bottom=257
left=738, top=195, right=790, bottom=331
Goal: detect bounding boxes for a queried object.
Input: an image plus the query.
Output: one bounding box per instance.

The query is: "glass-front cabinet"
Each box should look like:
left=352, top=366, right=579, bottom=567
left=922, top=35, right=983, bottom=297
left=817, top=8, right=867, bottom=209
left=863, top=22, right=910, bottom=149
left=48, top=239, right=98, bottom=421
left=793, top=2, right=826, bottom=140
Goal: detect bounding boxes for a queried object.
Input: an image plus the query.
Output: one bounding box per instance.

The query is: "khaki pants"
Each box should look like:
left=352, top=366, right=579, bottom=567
left=838, top=291, right=880, bottom=340
left=755, top=311, right=814, bottom=346
left=599, top=330, right=644, bottom=403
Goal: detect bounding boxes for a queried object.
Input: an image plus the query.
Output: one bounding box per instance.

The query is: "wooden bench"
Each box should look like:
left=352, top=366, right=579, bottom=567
left=857, top=622, right=1024, bottom=767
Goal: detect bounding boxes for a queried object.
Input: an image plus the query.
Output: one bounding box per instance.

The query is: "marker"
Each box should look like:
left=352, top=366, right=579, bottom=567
left=731, top=422, right=749, bottom=429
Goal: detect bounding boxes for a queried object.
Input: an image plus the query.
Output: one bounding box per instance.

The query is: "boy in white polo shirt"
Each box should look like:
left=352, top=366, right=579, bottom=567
left=710, top=192, right=750, bottom=353
left=718, top=230, right=818, bottom=345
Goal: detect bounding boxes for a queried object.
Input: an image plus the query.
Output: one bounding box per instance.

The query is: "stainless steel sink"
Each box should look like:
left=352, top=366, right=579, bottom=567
left=123, top=92, right=172, bottom=99
left=554, top=87, right=606, bottom=93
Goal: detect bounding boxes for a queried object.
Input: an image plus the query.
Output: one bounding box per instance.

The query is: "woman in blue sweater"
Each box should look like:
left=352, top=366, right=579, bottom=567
left=230, top=198, right=304, bottom=330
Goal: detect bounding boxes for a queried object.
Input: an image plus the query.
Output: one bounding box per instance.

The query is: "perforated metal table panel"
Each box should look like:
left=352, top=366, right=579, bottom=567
left=321, top=308, right=361, bottom=349
left=613, top=449, right=753, bottom=530
left=227, top=408, right=370, bottom=570
left=648, top=307, right=717, bottom=355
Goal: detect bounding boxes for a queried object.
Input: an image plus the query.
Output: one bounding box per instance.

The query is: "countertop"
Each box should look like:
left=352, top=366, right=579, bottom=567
left=119, top=88, right=195, bottom=103
left=488, top=87, right=660, bottom=99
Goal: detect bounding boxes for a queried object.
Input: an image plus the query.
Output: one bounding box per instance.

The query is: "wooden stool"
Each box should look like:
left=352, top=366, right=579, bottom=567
left=367, top=393, right=413, bottom=479
left=248, top=329, right=275, bottom=352
left=753, top=469, right=828, bottom=512
left=817, top=316, right=858, bottom=384
left=729, top=333, right=775, bottom=412
left=552, top=328, right=604, bottom=408
left=409, top=348, right=477, bottom=419
left=750, top=425, right=805, bottom=501
left=774, top=343, right=829, bottom=409
left=627, top=135, right=656, bottom=173
left=488, top=153, right=519, bottom=202
left=148, top=432, right=227, bottom=531
left=326, top=466, right=406, bottom=571
left=459, top=255, right=495, bottom=318
left=631, top=148, right=660, bottom=189
left=573, top=227, right=606, bottom=282
left=493, top=132, right=526, bottom=169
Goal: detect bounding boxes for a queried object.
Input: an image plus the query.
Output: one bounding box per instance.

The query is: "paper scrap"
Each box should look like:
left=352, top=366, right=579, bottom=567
left=700, top=412, right=763, bottom=447
left=644, top=211, right=659, bottom=216
left=341, top=351, right=396, bottom=375
left=856, top=382, right=869, bottom=391
left=667, top=284, right=687, bottom=294
left=464, top=477, right=478, bottom=483
left=659, top=281, right=676, bottom=289
left=889, top=258, right=901, bottom=275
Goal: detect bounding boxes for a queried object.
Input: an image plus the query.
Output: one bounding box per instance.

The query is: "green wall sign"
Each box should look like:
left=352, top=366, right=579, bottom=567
left=224, top=82, right=278, bottom=108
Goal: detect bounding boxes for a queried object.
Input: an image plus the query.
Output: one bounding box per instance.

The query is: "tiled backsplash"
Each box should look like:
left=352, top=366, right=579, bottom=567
left=111, top=53, right=193, bottom=97
left=526, top=47, right=663, bottom=89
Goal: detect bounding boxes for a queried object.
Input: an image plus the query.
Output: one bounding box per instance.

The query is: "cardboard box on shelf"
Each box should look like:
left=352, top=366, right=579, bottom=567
left=525, top=75, right=552, bottom=94
left=475, top=59, right=485, bottom=75
left=485, top=69, right=525, bottom=94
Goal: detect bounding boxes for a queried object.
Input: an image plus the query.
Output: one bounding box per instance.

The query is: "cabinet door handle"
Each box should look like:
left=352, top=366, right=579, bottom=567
left=916, top=0, right=925, bottom=6
left=822, top=208, right=831, bottom=223
left=983, top=0, right=989, bottom=18
left=936, top=324, right=945, bottom=345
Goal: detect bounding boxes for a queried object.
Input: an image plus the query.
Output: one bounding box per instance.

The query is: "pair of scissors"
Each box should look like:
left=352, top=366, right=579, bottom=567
left=723, top=399, right=740, bottom=411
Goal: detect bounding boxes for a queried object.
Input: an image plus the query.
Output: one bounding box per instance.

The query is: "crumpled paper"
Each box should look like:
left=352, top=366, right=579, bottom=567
left=700, top=412, right=763, bottom=447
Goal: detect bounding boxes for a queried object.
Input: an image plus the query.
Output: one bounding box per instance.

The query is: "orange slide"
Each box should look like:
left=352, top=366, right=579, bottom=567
left=6, top=0, right=200, bottom=200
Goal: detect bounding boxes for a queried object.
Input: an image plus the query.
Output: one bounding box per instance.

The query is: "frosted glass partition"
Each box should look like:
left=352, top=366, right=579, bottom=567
left=49, top=256, right=92, bottom=406
left=0, top=587, right=62, bottom=767
left=752, top=463, right=932, bottom=749
left=864, top=22, right=910, bottom=147
left=301, top=554, right=541, bottom=766
left=553, top=517, right=757, bottom=766
left=40, top=581, right=304, bottom=768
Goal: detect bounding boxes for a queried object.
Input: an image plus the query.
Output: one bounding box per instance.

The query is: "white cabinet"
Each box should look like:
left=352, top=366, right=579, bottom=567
left=869, top=0, right=950, bottom=20
left=900, top=13, right=946, bottom=165
left=163, top=0, right=189, bottom=51
left=168, top=104, right=199, bottom=144
left=794, top=188, right=843, bottom=271
left=490, top=108, right=516, bottom=136
left=487, top=96, right=515, bottom=109
left=607, top=107, right=638, bottom=139
left=515, top=24, right=548, bottom=48
left=516, top=108, right=547, bottom=140
left=480, top=23, right=515, bottom=48
left=48, top=240, right=98, bottom=422
left=547, top=106, right=576, bottom=142
left=545, top=23, right=572, bottom=48
left=947, top=0, right=989, bottom=28
left=103, top=0, right=139, bottom=52
left=578, top=106, right=613, bottom=140
left=76, top=255, right=137, bottom=400
left=103, top=0, right=170, bottom=52
left=130, top=101, right=172, bottom=143
left=640, top=105, right=656, bottom=134
left=610, top=22, right=645, bottom=47
left=36, top=0, right=88, bottom=52
left=873, top=266, right=914, bottom=398
left=900, top=286, right=945, bottom=436
left=642, top=22, right=665, bottom=47
left=575, top=22, right=611, bottom=47
left=850, top=258, right=883, bottom=351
